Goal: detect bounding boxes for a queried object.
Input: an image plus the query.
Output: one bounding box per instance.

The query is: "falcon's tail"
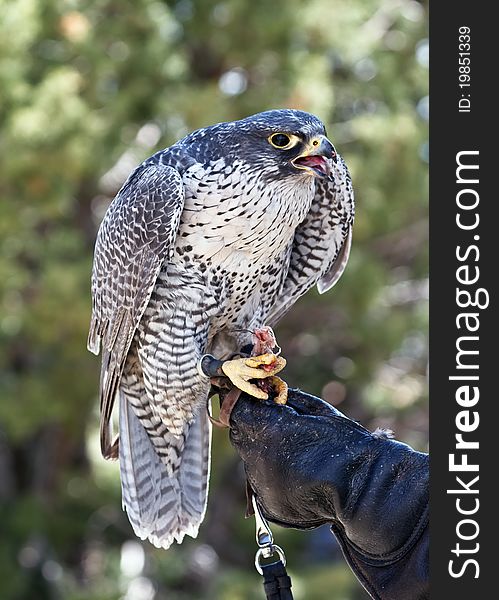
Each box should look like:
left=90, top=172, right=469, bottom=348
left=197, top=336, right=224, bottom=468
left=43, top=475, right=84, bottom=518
left=118, top=392, right=212, bottom=549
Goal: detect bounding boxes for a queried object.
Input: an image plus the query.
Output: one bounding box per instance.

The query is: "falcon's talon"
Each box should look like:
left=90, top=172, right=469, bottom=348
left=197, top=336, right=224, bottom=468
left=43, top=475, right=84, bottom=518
left=263, top=376, right=288, bottom=404
left=221, top=358, right=269, bottom=400
left=220, top=354, right=286, bottom=400
left=245, top=353, right=286, bottom=371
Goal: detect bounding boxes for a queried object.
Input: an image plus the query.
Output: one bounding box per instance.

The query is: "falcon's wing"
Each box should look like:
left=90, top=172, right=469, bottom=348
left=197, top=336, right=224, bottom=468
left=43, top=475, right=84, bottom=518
left=267, top=156, right=354, bottom=327
left=88, top=162, right=185, bottom=457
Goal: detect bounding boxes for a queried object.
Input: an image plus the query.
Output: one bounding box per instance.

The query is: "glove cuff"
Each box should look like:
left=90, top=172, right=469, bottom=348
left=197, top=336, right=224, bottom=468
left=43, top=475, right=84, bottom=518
left=331, top=506, right=429, bottom=600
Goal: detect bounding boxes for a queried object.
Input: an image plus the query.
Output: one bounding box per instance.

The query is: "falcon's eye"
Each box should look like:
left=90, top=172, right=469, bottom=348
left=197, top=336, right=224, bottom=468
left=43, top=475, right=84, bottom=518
left=268, top=133, right=298, bottom=150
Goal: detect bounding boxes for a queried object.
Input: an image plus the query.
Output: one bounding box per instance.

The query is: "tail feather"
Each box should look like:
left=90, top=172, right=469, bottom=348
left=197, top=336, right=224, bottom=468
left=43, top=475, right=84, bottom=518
left=119, top=392, right=165, bottom=534
left=179, top=407, right=212, bottom=528
left=119, top=393, right=212, bottom=549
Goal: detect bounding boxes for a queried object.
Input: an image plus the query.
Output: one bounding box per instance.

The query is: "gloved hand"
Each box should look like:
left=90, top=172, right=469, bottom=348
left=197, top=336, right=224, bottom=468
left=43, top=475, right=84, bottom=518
left=228, top=388, right=429, bottom=600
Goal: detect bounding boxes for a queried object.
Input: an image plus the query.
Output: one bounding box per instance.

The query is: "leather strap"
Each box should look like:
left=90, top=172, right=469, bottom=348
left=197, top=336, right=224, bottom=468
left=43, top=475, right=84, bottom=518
left=261, top=560, right=294, bottom=600
left=207, top=385, right=242, bottom=428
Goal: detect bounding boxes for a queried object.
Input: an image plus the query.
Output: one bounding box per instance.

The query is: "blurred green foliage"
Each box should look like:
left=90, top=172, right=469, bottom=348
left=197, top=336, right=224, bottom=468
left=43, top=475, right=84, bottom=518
left=0, top=0, right=428, bottom=598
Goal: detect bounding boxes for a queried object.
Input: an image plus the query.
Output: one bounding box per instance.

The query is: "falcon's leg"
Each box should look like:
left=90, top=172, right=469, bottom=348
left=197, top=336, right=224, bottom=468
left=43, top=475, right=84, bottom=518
left=244, top=325, right=288, bottom=404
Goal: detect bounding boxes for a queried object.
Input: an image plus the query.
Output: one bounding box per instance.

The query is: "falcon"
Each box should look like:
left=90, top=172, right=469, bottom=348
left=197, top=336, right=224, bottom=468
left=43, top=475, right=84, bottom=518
left=88, top=109, right=354, bottom=549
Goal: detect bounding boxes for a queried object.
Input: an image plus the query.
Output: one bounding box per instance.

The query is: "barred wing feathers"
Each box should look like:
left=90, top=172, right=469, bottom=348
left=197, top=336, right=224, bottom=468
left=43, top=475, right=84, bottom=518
left=87, top=163, right=185, bottom=457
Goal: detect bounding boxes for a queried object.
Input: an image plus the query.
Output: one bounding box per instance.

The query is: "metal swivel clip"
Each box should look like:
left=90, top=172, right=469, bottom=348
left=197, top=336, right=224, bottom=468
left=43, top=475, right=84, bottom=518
left=252, top=494, right=287, bottom=575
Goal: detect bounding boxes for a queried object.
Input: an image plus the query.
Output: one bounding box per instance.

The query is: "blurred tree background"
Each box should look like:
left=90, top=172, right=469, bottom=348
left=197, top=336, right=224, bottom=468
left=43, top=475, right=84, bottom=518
left=0, top=0, right=428, bottom=598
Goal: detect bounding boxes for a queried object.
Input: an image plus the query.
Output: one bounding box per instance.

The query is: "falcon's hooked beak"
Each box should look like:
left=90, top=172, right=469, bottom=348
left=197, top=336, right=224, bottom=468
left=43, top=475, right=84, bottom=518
left=292, top=135, right=337, bottom=178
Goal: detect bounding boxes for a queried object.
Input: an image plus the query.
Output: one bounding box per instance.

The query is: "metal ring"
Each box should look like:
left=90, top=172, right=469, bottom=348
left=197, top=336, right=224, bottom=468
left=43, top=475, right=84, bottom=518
left=254, top=545, right=286, bottom=575
left=197, top=356, right=211, bottom=379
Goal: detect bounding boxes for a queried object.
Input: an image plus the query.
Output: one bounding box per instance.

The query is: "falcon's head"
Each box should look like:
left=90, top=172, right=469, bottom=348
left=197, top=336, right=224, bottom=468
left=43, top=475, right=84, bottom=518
left=184, top=109, right=337, bottom=181
left=233, top=109, right=336, bottom=179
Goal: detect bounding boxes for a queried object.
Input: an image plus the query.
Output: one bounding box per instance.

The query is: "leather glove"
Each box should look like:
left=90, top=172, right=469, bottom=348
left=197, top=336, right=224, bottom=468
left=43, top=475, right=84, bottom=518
left=228, top=388, right=429, bottom=600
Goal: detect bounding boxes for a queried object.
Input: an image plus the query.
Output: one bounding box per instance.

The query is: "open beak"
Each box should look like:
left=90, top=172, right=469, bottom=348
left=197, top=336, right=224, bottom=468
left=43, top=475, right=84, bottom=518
left=292, top=135, right=337, bottom=178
